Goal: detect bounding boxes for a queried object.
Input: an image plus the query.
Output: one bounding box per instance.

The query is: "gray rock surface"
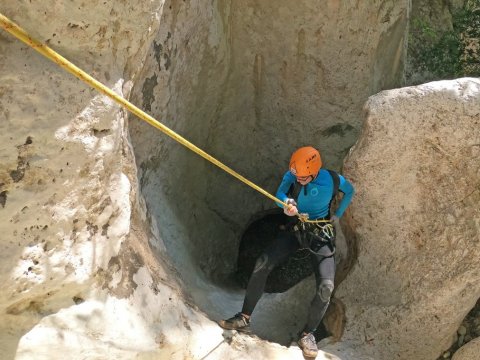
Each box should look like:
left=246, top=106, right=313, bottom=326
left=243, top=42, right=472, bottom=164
left=452, top=337, right=480, bottom=360
left=0, top=1, right=163, bottom=358
left=337, top=78, right=480, bottom=360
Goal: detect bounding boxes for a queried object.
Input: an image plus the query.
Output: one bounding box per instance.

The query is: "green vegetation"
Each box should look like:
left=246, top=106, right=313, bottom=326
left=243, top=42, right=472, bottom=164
left=407, top=1, right=480, bottom=83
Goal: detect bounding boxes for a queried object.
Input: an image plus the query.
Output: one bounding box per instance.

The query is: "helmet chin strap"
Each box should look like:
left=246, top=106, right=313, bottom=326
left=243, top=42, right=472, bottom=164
left=308, top=172, right=319, bottom=182
left=297, top=174, right=316, bottom=183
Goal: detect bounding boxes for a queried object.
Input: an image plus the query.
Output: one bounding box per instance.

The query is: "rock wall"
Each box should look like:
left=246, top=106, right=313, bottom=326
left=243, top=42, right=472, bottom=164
left=336, top=78, right=480, bottom=359
left=0, top=0, right=163, bottom=357
left=453, top=337, right=480, bottom=360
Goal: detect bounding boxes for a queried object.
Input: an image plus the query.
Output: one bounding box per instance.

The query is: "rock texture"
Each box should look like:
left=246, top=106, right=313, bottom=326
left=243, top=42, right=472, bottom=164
left=452, top=337, right=480, bottom=360
left=337, top=78, right=480, bottom=360
left=0, top=0, right=164, bottom=358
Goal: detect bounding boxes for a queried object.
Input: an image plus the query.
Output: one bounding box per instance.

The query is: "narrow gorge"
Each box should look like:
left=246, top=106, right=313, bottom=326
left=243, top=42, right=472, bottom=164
left=0, top=1, right=479, bottom=359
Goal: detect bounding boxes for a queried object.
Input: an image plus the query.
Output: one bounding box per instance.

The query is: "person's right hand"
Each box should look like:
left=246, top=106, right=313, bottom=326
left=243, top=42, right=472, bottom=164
left=284, top=204, right=298, bottom=216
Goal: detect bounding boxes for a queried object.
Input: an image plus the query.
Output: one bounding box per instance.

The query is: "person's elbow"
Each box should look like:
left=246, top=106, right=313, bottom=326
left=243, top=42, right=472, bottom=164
left=348, top=185, right=355, bottom=198
left=340, top=183, right=354, bottom=199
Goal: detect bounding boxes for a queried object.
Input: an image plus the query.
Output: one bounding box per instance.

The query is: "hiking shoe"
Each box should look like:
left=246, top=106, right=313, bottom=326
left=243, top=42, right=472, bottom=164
left=298, top=332, right=318, bottom=358
left=218, top=313, right=250, bottom=331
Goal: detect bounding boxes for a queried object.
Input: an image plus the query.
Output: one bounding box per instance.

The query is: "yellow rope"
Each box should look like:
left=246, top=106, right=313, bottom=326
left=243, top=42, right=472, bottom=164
left=0, top=13, right=330, bottom=224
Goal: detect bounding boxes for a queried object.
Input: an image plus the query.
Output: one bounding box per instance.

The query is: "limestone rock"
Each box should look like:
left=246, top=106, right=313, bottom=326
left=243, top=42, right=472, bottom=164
left=337, top=78, right=480, bottom=360
left=0, top=1, right=163, bottom=357
left=452, top=337, right=480, bottom=360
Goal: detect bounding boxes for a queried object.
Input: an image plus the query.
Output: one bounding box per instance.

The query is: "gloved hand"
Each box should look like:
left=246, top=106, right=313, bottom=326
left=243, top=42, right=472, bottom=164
left=284, top=198, right=298, bottom=216
left=285, top=198, right=297, bottom=206
left=330, top=215, right=339, bottom=223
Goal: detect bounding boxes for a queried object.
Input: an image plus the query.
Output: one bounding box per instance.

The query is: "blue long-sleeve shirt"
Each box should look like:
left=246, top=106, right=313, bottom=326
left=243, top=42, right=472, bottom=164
left=276, top=169, right=355, bottom=219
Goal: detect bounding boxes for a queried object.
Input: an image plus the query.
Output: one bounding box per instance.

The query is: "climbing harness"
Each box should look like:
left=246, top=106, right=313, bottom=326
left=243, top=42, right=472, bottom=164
left=294, top=221, right=336, bottom=256
left=0, top=13, right=307, bottom=217
left=288, top=220, right=336, bottom=260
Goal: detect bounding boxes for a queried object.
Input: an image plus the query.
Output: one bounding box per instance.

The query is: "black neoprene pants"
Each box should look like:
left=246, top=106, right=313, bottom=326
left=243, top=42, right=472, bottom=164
left=241, top=231, right=335, bottom=334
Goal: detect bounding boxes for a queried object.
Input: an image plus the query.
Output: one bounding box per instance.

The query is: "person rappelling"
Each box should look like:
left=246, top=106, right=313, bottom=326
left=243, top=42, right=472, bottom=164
left=219, top=146, right=355, bottom=358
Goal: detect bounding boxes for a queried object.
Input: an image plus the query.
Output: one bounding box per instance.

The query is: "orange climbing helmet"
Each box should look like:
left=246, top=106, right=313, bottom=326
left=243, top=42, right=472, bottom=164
left=289, top=146, right=322, bottom=177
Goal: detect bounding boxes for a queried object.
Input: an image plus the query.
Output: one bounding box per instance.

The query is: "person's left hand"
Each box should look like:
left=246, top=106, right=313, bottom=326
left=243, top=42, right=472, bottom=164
left=330, top=215, right=339, bottom=223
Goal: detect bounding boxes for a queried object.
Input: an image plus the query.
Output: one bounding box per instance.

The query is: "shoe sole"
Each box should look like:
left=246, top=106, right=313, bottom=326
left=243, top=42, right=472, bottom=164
left=301, top=349, right=318, bottom=358
left=298, top=343, right=318, bottom=358
left=217, top=320, right=252, bottom=333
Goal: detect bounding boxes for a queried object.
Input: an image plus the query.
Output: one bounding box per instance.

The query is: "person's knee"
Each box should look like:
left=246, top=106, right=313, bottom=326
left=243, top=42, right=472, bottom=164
left=318, top=279, right=334, bottom=302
